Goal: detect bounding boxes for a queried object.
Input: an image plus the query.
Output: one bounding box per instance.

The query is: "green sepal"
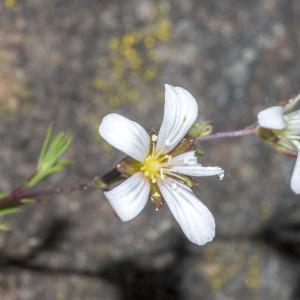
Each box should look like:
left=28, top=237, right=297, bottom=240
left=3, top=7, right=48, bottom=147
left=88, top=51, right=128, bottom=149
left=257, top=126, right=298, bottom=157
left=117, top=157, right=141, bottom=176
left=194, top=145, right=204, bottom=157
left=169, top=138, right=195, bottom=157
left=188, top=121, right=213, bottom=138
left=150, top=183, right=164, bottom=211
left=92, top=179, right=108, bottom=190
left=257, top=127, right=279, bottom=144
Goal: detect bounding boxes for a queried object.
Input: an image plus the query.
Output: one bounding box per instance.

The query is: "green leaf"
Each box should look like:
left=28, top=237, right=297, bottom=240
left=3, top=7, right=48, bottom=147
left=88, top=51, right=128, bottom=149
left=20, top=198, right=35, bottom=205
left=0, top=223, right=10, bottom=231
left=0, top=192, right=8, bottom=199
left=0, top=207, right=20, bottom=217
left=26, top=126, right=73, bottom=187
left=38, top=125, right=53, bottom=168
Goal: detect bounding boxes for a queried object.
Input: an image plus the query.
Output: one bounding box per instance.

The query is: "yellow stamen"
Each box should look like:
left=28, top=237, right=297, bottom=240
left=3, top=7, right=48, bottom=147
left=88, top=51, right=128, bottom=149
left=141, top=134, right=171, bottom=182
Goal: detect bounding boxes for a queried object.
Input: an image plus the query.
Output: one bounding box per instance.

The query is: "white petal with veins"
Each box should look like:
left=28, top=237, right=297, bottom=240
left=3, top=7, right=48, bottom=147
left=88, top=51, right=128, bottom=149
left=170, top=165, right=224, bottom=177
left=99, top=113, right=150, bottom=162
left=170, top=151, right=224, bottom=177
left=156, top=84, right=198, bottom=154
left=171, top=151, right=198, bottom=165
left=257, top=106, right=286, bottom=130
left=291, top=147, right=300, bottom=194
left=104, top=172, right=150, bottom=221
left=158, top=178, right=215, bottom=245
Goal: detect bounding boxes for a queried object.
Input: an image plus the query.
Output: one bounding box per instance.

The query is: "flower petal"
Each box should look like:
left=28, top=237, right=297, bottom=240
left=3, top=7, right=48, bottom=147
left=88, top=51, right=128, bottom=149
left=104, top=172, right=150, bottom=221
left=169, top=151, right=224, bottom=178
left=156, top=84, right=198, bottom=154
left=157, top=178, right=215, bottom=245
left=291, top=147, right=300, bottom=194
left=171, top=151, right=198, bottom=164
left=99, top=113, right=150, bottom=162
left=257, top=106, right=286, bottom=130
left=283, top=93, right=300, bottom=113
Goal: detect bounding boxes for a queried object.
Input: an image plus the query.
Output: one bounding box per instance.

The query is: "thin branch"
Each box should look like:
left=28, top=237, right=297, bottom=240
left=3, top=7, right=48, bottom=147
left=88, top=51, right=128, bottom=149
left=197, top=126, right=256, bottom=142
left=0, top=168, right=122, bottom=209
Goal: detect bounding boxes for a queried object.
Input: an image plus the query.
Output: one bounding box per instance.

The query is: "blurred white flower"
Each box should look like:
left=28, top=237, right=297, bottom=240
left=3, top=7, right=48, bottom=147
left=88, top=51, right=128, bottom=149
left=257, top=94, right=300, bottom=194
left=99, top=84, right=224, bottom=245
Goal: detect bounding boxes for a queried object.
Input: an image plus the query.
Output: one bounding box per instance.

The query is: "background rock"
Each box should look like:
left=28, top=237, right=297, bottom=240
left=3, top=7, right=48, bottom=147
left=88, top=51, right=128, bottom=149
left=0, top=0, right=300, bottom=299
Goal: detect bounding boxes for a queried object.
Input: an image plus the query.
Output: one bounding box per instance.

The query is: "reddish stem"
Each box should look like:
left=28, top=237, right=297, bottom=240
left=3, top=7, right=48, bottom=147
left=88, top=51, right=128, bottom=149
left=197, top=127, right=256, bottom=142
left=0, top=170, right=120, bottom=209
left=0, top=127, right=257, bottom=209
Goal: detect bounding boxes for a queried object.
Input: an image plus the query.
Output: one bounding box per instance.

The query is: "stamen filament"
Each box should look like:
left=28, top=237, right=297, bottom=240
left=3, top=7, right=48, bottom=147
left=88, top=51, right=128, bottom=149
left=162, top=169, right=191, bottom=186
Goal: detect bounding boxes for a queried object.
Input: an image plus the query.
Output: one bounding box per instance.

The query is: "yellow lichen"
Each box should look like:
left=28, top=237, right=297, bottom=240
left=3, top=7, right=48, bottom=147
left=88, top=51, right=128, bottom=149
left=0, top=48, right=31, bottom=117
left=4, top=0, right=17, bottom=8
left=92, top=7, right=172, bottom=110
left=259, top=202, right=273, bottom=221
left=244, top=253, right=262, bottom=289
left=201, top=243, right=262, bottom=292
left=56, top=294, right=66, bottom=300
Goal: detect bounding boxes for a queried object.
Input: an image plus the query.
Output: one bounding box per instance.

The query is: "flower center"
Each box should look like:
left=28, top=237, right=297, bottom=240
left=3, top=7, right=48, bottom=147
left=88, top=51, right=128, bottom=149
left=141, top=156, right=161, bottom=183
left=140, top=134, right=171, bottom=183
left=143, top=156, right=161, bottom=176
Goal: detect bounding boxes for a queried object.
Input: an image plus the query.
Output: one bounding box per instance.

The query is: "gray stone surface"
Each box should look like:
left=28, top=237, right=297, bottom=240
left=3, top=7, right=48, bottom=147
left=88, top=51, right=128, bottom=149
left=0, top=0, right=300, bottom=299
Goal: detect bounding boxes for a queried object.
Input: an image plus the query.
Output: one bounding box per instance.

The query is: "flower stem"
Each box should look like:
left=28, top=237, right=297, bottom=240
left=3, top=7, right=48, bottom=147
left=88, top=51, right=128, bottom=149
left=0, top=168, right=122, bottom=209
left=197, top=126, right=256, bottom=142
left=0, top=126, right=257, bottom=209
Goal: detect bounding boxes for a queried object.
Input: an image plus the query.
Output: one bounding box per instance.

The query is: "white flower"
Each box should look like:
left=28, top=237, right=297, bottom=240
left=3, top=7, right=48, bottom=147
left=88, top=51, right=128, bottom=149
left=257, top=94, right=300, bottom=194
left=99, top=84, right=224, bottom=245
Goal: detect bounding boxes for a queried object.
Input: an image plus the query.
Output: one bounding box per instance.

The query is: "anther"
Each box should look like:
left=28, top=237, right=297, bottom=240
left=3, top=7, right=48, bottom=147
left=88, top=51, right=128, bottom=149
left=151, top=175, right=157, bottom=183
left=152, top=135, right=158, bottom=142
